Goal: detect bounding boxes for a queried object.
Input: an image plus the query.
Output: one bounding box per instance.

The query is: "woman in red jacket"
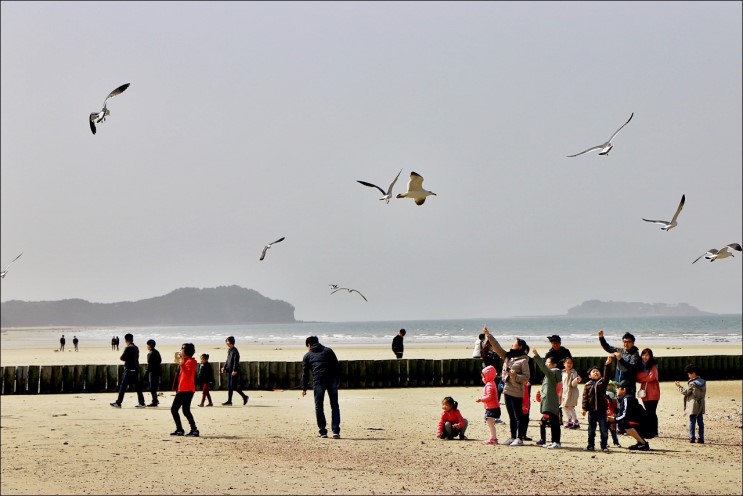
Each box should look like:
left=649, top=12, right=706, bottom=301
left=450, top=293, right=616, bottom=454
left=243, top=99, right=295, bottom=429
left=635, top=348, right=660, bottom=438
left=437, top=396, right=469, bottom=440
left=171, top=343, right=199, bottom=437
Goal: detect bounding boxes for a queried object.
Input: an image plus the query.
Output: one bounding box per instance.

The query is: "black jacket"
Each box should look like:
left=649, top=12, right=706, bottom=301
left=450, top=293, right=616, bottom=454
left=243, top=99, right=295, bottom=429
left=544, top=346, right=572, bottom=370
left=302, top=343, right=340, bottom=389
left=392, top=335, right=404, bottom=354
left=199, top=362, right=215, bottom=386
left=146, top=348, right=162, bottom=376
left=224, top=347, right=241, bottom=373
left=120, top=343, right=140, bottom=370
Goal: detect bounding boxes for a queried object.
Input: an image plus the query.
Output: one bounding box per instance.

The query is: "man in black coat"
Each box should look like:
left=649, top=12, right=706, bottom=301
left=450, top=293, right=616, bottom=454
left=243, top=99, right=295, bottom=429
left=544, top=335, right=572, bottom=370
left=111, top=333, right=146, bottom=408
left=302, top=336, right=341, bottom=439
left=392, top=329, right=406, bottom=359
left=145, top=339, right=162, bottom=407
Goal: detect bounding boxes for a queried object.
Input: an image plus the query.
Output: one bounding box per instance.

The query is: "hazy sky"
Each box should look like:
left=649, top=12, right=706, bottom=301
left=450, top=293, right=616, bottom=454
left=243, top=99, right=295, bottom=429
left=1, top=2, right=741, bottom=322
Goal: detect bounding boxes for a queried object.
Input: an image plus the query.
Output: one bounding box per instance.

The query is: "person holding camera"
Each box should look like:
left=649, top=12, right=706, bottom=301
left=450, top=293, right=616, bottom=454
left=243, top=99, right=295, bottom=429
left=171, top=343, right=199, bottom=437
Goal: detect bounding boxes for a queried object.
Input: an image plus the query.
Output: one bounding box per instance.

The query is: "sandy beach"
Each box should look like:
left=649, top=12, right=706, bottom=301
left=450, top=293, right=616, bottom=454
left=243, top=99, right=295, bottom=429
left=1, top=332, right=742, bottom=495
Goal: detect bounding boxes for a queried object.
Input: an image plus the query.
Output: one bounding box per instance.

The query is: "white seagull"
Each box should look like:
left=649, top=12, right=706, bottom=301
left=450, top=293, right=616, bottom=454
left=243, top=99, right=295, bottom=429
left=692, top=243, right=742, bottom=264
left=259, top=237, right=285, bottom=261
left=567, top=112, right=634, bottom=157
left=396, top=171, right=437, bottom=205
left=1, top=252, right=23, bottom=279
left=330, top=286, right=368, bottom=302
left=642, top=194, right=685, bottom=231
left=89, top=83, right=130, bottom=135
left=357, top=169, right=403, bottom=204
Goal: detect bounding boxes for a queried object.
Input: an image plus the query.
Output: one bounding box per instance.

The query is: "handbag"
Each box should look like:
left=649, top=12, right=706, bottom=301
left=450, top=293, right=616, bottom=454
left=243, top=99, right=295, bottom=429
left=637, top=382, right=647, bottom=399
left=522, top=382, right=531, bottom=414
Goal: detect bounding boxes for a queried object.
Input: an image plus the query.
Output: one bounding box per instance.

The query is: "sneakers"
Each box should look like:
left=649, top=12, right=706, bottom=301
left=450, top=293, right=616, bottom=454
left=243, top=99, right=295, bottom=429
left=628, top=442, right=650, bottom=451
left=523, top=436, right=533, bottom=441
left=146, top=403, right=158, bottom=407
left=502, top=438, right=516, bottom=445
left=601, top=447, right=610, bottom=453
left=697, top=439, right=704, bottom=444
left=570, top=423, right=580, bottom=430
left=613, top=442, right=622, bottom=448
left=332, top=433, right=340, bottom=439
left=198, top=404, right=204, bottom=407
left=206, top=403, right=213, bottom=407
left=170, top=430, right=185, bottom=436
left=484, top=438, right=496, bottom=445
left=546, top=442, right=561, bottom=449
left=458, top=433, right=467, bottom=440
left=584, top=445, right=595, bottom=451
left=536, top=439, right=546, bottom=446
left=319, top=433, right=328, bottom=438
left=185, top=430, right=199, bottom=437
left=509, top=438, right=524, bottom=446
left=494, top=419, right=505, bottom=424
left=222, top=401, right=232, bottom=406
left=565, top=422, right=574, bottom=429
left=243, top=396, right=249, bottom=406
left=135, top=404, right=146, bottom=408
left=109, top=402, right=121, bottom=408
left=689, top=438, right=695, bottom=443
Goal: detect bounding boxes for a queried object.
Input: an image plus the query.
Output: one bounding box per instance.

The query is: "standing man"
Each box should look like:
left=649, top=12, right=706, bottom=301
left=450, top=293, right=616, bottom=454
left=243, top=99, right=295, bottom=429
left=302, top=336, right=341, bottom=439
left=59, top=335, right=66, bottom=352
left=392, top=329, right=406, bottom=359
left=220, top=336, right=249, bottom=406
left=110, top=333, right=146, bottom=408
left=72, top=336, right=79, bottom=352
left=598, top=329, right=641, bottom=395
left=544, top=335, right=572, bottom=370
left=145, top=339, right=162, bottom=407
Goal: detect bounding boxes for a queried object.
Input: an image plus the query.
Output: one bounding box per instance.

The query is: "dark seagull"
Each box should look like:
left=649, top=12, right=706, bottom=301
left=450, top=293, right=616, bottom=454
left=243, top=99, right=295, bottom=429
left=567, top=112, right=634, bottom=157
left=89, top=83, right=130, bottom=135
left=357, top=169, right=403, bottom=204
left=642, top=194, right=685, bottom=231
left=692, top=243, right=742, bottom=264
left=1, top=252, right=23, bottom=279
left=259, top=237, right=285, bottom=261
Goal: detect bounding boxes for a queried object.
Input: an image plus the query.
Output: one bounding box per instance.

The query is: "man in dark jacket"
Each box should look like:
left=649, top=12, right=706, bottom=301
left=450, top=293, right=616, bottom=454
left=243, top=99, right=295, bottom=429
left=302, top=336, right=341, bottom=439
left=544, top=335, right=572, bottom=370
left=598, top=329, right=640, bottom=395
left=220, top=336, right=249, bottom=406
left=110, top=333, right=146, bottom=408
left=145, top=339, right=162, bottom=407
left=392, top=329, right=406, bottom=359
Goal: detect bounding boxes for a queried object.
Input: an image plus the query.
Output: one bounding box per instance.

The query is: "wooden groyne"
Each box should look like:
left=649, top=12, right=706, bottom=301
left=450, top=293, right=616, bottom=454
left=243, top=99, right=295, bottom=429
left=1, top=355, right=740, bottom=394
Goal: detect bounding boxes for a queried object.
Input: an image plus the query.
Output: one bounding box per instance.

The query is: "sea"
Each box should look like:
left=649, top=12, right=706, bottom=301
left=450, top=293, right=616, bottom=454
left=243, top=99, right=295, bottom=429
left=12, top=314, right=740, bottom=349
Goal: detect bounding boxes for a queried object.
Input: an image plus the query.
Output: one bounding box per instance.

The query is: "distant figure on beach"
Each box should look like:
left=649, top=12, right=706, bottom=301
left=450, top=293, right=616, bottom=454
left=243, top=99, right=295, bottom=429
left=171, top=343, right=199, bottom=437
left=110, top=333, right=146, bottom=408
left=544, top=335, right=572, bottom=370
left=636, top=348, right=660, bottom=438
left=72, top=336, right=79, bottom=351
left=220, top=336, right=249, bottom=406
left=111, top=336, right=116, bottom=351
left=59, top=335, right=66, bottom=352
left=476, top=365, right=499, bottom=445
left=675, top=364, right=706, bottom=444
left=302, top=335, right=341, bottom=439
left=437, top=396, right=468, bottom=440
left=392, top=329, right=406, bottom=359
left=115, top=336, right=120, bottom=350
left=472, top=333, right=484, bottom=361
left=145, top=339, right=162, bottom=407
left=532, top=348, right=562, bottom=449
left=198, top=353, right=215, bottom=407
left=598, top=329, right=640, bottom=395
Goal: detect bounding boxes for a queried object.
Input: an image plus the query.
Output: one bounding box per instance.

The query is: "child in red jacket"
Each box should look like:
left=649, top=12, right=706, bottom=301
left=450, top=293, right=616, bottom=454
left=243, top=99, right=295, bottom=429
left=437, top=396, right=469, bottom=440
left=476, top=365, right=500, bottom=445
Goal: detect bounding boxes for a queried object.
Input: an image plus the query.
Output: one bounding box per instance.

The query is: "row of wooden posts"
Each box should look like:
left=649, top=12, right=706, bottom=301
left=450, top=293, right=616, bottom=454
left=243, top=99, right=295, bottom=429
left=1, top=355, right=740, bottom=395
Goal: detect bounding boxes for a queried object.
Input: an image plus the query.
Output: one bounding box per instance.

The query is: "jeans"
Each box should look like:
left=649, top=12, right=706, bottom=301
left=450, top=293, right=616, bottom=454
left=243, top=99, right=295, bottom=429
left=539, top=412, right=561, bottom=444
left=587, top=410, right=608, bottom=448
left=171, top=391, right=197, bottom=432
left=148, top=373, right=160, bottom=405
left=504, top=394, right=528, bottom=440
left=227, top=373, right=247, bottom=403
left=313, top=381, right=340, bottom=436
left=443, top=420, right=468, bottom=439
left=689, top=414, right=704, bottom=440
left=116, top=369, right=145, bottom=406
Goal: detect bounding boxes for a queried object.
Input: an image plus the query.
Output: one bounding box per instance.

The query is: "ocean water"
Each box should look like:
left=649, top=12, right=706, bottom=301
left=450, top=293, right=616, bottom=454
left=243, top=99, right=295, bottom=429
left=29, top=314, right=742, bottom=348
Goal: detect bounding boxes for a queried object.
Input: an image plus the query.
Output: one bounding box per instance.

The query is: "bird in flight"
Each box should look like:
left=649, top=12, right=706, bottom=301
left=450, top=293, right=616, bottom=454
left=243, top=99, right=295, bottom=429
left=692, top=243, right=742, bottom=264
left=642, top=194, right=685, bottom=231
left=567, top=112, right=634, bottom=157
left=357, top=169, right=403, bottom=204
left=259, top=237, right=285, bottom=261
left=396, top=171, right=437, bottom=206
left=1, top=252, right=23, bottom=279
left=330, top=285, right=368, bottom=302
left=89, top=83, right=130, bottom=135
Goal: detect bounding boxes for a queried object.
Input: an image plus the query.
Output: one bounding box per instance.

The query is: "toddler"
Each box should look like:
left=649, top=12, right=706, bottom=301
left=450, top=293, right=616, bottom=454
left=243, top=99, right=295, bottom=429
left=675, top=364, right=706, bottom=444
left=605, top=380, right=621, bottom=447
left=197, top=353, right=215, bottom=407
left=437, top=396, right=469, bottom=440
left=561, top=358, right=582, bottom=429
left=476, top=365, right=500, bottom=445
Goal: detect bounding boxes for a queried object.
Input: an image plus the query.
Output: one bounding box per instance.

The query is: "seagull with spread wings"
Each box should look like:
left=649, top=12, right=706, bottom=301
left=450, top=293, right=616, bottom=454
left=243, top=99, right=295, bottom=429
left=259, top=237, right=285, bottom=261
left=1, top=252, right=23, bottom=279
left=692, top=243, right=742, bottom=264
left=567, top=112, right=634, bottom=157
left=89, top=83, right=130, bottom=135
left=357, top=169, right=403, bottom=204
left=396, top=171, right=437, bottom=206
left=330, top=285, right=368, bottom=302
left=642, top=194, right=685, bottom=231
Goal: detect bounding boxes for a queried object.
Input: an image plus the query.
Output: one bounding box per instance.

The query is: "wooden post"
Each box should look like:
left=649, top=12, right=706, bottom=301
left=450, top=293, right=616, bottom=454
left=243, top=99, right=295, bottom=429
left=15, top=366, right=29, bottom=394
left=258, top=362, right=269, bottom=390
left=2, top=366, right=15, bottom=395
left=27, top=366, right=40, bottom=394
left=268, top=362, right=279, bottom=390
left=61, top=365, right=74, bottom=393
left=73, top=365, right=86, bottom=392
left=39, top=366, right=53, bottom=394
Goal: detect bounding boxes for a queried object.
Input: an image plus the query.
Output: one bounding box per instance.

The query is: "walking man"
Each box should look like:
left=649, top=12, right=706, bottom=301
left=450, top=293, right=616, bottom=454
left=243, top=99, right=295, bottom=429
left=145, top=339, right=162, bottom=407
left=302, top=336, right=341, bottom=439
left=220, top=336, right=249, bottom=406
left=110, top=333, right=146, bottom=408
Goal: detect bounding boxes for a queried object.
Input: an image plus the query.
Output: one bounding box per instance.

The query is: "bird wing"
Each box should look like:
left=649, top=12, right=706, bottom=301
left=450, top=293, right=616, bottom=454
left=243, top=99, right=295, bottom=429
left=386, top=169, right=403, bottom=195
left=259, top=246, right=269, bottom=261
left=726, top=243, right=742, bottom=252
left=669, top=194, right=685, bottom=224
left=2, top=252, right=23, bottom=272
left=331, top=287, right=348, bottom=295
left=716, top=246, right=730, bottom=256
left=608, top=112, right=634, bottom=142
left=692, top=249, right=718, bottom=264
left=407, top=172, right=424, bottom=192
left=642, top=218, right=669, bottom=226
left=104, top=83, right=130, bottom=103
left=357, top=180, right=386, bottom=196
left=89, top=118, right=97, bottom=135
left=269, top=237, right=285, bottom=246
left=350, top=289, right=368, bottom=301
left=566, top=145, right=603, bottom=158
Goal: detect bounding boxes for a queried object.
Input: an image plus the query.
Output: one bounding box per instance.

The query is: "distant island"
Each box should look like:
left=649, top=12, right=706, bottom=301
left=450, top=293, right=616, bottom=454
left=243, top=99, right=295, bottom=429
left=567, top=300, right=713, bottom=317
left=0, top=285, right=297, bottom=327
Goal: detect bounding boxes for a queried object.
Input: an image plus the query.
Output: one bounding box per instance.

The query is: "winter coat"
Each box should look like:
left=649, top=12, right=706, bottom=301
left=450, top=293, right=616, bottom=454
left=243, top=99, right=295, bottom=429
left=437, top=408, right=467, bottom=438
left=145, top=348, right=162, bottom=377
left=581, top=363, right=610, bottom=413
left=678, top=377, right=706, bottom=416
left=485, top=334, right=530, bottom=398
left=302, top=343, right=341, bottom=389
left=478, top=365, right=500, bottom=409
left=224, top=347, right=241, bottom=373
left=599, top=337, right=640, bottom=387
left=635, top=363, right=660, bottom=402
left=560, top=368, right=581, bottom=408
left=533, top=353, right=561, bottom=415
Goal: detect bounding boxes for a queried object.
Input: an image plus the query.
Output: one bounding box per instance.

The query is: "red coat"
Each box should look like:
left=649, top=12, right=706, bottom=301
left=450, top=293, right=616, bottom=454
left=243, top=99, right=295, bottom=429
left=177, top=357, right=197, bottom=393
left=437, top=408, right=467, bottom=437
left=635, top=364, right=660, bottom=401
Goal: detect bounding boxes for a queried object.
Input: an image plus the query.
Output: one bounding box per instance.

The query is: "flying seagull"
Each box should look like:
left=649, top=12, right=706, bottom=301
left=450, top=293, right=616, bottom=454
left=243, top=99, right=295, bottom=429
left=357, top=169, right=403, bottom=204
left=692, top=243, right=742, bottom=264
left=330, top=286, right=368, bottom=302
left=642, top=194, right=685, bottom=231
left=89, top=83, right=130, bottom=135
left=396, top=171, right=437, bottom=205
left=259, top=237, right=285, bottom=261
left=567, top=112, right=634, bottom=157
left=1, top=252, right=23, bottom=279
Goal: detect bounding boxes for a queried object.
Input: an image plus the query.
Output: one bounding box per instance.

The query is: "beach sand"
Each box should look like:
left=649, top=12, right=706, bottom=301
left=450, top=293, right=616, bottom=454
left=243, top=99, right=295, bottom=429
left=1, top=337, right=742, bottom=495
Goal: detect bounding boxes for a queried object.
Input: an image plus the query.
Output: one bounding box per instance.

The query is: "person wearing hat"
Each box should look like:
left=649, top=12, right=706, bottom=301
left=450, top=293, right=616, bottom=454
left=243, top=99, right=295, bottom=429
left=615, top=379, right=650, bottom=451
left=544, top=335, right=572, bottom=370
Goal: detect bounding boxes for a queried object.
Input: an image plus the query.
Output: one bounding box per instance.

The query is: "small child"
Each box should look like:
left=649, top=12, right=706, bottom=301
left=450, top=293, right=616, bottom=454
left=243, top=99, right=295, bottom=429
left=476, top=365, right=500, bottom=445
left=675, top=364, right=707, bottom=444
left=605, top=380, right=621, bottom=447
left=581, top=356, right=612, bottom=452
left=197, top=353, right=215, bottom=407
left=531, top=348, right=562, bottom=449
left=437, top=396, right=469, bottom=440
left=561, top=358, right=582, bottom=429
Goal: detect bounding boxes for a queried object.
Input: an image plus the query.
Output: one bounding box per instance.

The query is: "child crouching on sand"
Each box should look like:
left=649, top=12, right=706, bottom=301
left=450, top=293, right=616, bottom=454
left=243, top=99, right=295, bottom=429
left=437, top=396, right=469, bottom=440
left=476, top=365, right=500, bottom=445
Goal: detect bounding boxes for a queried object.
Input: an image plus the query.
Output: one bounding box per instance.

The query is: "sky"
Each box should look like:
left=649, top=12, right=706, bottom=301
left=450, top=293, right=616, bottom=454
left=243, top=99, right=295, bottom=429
left=1, top=2, right=741, bottom=322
